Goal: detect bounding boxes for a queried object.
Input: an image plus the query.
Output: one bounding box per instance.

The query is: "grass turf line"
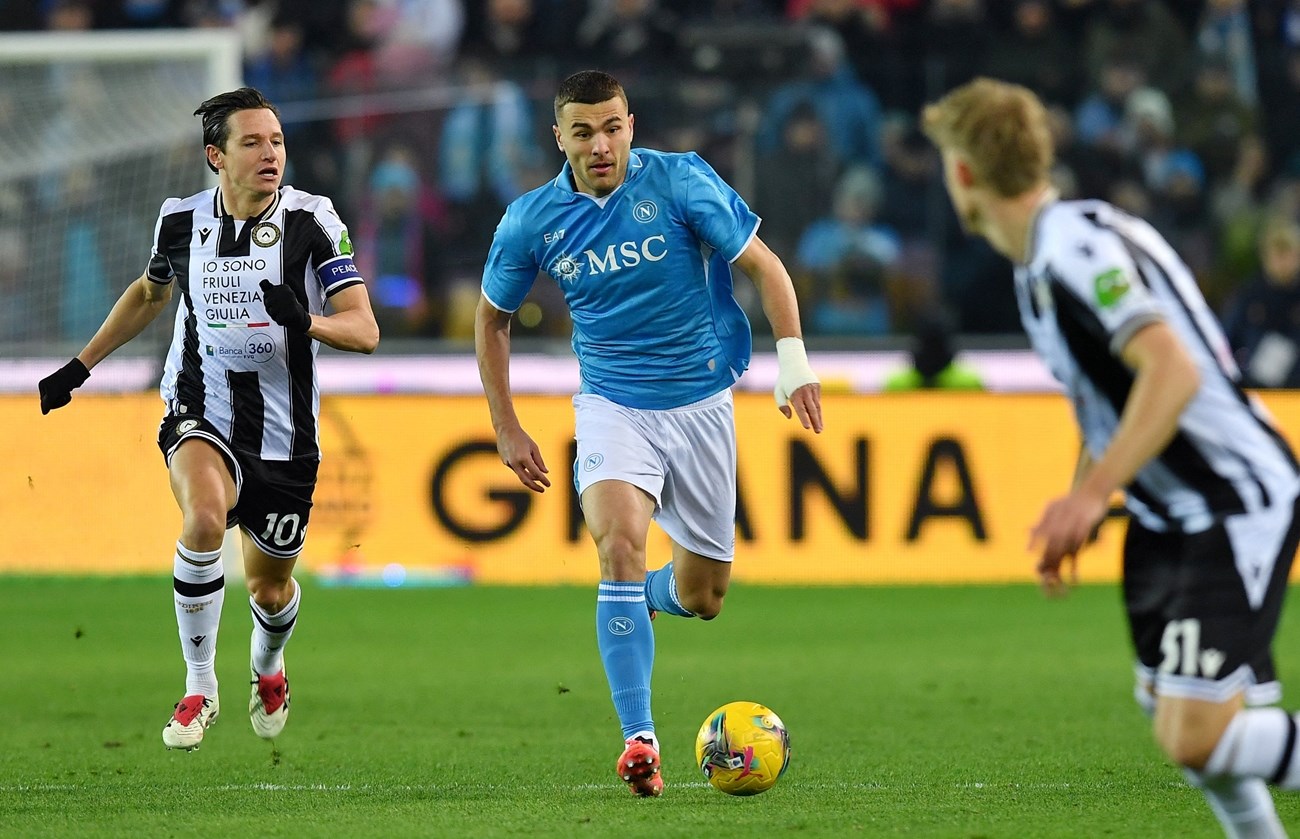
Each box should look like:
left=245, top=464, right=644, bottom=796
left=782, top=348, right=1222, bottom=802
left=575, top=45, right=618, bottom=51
left=0, top=579, right=1296, bottom=837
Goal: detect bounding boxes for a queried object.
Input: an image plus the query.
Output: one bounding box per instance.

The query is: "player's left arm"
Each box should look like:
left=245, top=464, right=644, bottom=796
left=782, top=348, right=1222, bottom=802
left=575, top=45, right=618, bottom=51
left=265, top=197, right=379, bottom=353
left=734, top=235, right=823, bottom=433
left=309, top=284, right=380, bottom=354
left=1031, top=321, right=1199, bottom=591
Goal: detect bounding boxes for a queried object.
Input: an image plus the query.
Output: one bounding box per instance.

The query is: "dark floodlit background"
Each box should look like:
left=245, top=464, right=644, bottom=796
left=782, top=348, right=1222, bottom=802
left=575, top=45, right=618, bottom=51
left=3, top=0, right=1297, bottom=383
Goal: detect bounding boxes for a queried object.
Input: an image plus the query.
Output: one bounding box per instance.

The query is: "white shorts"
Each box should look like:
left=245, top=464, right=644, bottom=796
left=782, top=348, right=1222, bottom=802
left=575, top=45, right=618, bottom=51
left=573, top=389, right=737, bottom=561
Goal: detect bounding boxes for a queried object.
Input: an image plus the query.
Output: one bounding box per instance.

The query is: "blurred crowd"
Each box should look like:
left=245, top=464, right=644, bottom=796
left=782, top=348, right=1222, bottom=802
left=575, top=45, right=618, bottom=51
left=10, top=0, right=1300, bottom=382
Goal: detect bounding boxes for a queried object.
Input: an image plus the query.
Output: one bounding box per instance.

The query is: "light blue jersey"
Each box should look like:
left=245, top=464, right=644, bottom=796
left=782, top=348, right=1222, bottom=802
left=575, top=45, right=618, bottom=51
left=482, top=149, right=759, bottom=410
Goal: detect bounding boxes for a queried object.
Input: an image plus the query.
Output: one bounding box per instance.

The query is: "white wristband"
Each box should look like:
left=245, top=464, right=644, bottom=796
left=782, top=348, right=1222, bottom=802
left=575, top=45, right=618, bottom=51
left=773, top=337, right=818, bottom=408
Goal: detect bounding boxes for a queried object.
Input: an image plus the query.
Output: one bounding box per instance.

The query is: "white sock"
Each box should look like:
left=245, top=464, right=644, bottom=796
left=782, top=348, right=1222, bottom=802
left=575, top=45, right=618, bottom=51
left=173, top=542, right=224, bottom=697
left=250, top=579, right=299, bottom=676
left=627, top=729, right=660, bottom=752
left=1206, top=709, right=1300, bottom=790
left=1184, top=769, right=1287, bottom=839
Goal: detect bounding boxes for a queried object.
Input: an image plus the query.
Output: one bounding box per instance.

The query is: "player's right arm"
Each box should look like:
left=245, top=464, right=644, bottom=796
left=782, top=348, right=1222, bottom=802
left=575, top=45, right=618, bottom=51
left=475, top=294, right=550, bottom=493
left=476, top=202, right=550, bottom=491
left=38, top=273, right=173, bottom=414
left=79, top=273, right=174, bottom=369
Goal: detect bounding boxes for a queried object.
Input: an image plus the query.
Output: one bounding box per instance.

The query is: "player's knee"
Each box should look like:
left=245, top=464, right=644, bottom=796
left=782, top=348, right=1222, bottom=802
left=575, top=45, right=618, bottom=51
left=180, top=507, right=226, bottom=550
left=1155, top=724, right=1218, bottom=771
left=246, top=576, right=292, bottom=612
left=594, top=532, right=646, bottom=578
left=692, top=598, right=723, bottom=621
left=679, top=589, right=725, bottom=620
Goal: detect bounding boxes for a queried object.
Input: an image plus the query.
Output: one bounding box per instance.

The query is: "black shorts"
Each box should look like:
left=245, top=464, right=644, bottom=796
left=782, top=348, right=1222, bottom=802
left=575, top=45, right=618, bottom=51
left=1124, top=495, right=1300, bottom=703
left=157, top=414, right=319, bottom=558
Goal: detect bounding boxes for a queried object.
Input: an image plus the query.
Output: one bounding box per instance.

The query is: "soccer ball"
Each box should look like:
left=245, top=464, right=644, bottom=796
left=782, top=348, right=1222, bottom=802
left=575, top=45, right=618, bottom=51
left=694, top=701, right=790, bottom=796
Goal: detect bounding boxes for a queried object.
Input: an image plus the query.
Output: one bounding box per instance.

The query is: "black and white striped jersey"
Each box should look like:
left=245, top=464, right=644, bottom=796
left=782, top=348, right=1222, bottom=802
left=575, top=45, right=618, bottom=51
left=146, top=186, right=365, bottom=461
left=1016, top=198, right=1300, bottom=533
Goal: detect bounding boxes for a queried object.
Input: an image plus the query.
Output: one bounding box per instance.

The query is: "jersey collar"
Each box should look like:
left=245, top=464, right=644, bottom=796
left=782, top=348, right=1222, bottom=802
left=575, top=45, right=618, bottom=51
left=212, top=186, right=283, bottom=221
left=552, top=151, right=644, bottom=202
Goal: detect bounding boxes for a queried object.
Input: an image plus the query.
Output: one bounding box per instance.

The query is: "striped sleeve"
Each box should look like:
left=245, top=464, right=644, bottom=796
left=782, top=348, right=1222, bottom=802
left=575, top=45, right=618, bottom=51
left=308, top=196, right=364, bottom=297
left=146, top=197, right=183, bottom=283
left=1041, top=211, right=1163, bottom=356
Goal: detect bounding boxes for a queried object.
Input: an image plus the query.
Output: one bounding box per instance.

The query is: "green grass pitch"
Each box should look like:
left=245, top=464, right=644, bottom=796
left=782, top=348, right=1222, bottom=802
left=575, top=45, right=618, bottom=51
left=0, top=579, right=1296, bottom=837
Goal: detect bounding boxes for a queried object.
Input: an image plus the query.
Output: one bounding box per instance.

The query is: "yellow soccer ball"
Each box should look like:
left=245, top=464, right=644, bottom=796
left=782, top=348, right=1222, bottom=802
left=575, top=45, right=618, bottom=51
left=694, top=701, right=790, bottom=796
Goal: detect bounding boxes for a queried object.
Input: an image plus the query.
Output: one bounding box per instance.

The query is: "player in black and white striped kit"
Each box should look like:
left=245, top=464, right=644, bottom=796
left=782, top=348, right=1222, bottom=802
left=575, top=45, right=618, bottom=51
left=925, top=78, right=1300, bottom=839
left=38, top=88, right=380, bottom=751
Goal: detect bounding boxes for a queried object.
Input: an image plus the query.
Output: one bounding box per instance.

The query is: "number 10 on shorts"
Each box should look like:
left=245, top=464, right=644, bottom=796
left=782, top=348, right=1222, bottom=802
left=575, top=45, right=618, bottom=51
left=261, top=513, right=302, bottom=547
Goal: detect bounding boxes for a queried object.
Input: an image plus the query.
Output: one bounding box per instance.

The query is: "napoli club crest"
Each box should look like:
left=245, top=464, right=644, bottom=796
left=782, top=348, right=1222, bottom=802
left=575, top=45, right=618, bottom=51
left=632, top=200, right=657, bottom=223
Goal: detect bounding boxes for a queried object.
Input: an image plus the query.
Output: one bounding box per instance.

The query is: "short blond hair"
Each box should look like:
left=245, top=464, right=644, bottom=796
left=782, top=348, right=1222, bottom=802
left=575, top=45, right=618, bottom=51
left=922, top=77, right=1053, bottom=198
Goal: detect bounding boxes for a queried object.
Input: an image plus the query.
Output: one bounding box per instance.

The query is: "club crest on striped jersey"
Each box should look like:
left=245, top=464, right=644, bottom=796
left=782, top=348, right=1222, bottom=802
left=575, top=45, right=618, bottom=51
left=252, top=222, right=281, bottom=247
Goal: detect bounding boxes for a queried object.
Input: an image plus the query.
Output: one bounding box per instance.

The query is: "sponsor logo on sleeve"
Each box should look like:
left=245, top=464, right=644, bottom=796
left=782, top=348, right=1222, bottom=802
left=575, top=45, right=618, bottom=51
left=1093, top=267, right=1130, bottom=308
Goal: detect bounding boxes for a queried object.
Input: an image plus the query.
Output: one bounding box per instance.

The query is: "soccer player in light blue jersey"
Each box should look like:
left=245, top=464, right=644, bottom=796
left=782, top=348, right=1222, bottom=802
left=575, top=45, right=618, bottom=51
left=475, top=70, right=823, bottom=797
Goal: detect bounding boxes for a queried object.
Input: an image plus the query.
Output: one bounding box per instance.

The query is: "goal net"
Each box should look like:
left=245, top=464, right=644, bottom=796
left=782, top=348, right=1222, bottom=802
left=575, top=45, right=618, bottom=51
left=0, top=30, right=240, bottom=365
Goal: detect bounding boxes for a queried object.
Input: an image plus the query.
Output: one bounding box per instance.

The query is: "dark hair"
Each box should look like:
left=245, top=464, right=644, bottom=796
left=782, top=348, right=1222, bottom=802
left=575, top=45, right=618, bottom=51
left=553, top=70, right=628, bottom=122
left=193, top=87, right=280, bottom=174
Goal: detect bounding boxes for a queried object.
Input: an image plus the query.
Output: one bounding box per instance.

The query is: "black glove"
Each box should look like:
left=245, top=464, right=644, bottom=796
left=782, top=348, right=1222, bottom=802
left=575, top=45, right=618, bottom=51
left=260, top=280, right=312, bottom=333
left=39, top=358, right=90, bottom=415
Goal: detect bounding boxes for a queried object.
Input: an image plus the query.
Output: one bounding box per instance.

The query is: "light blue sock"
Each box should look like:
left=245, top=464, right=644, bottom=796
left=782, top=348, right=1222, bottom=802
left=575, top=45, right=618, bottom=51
left=596, top=581, right=655, bottom=739
left=644, top=562, right=695, bottom=617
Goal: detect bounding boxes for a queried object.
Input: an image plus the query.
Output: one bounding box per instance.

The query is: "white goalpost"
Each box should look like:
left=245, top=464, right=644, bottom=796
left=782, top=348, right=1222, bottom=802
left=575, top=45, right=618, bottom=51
left=0, top=29, right=241, bottom=364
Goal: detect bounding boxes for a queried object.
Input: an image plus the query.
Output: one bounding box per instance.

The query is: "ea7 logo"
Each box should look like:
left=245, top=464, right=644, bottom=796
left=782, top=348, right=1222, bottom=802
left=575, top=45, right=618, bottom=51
left=544, top=228, right=566, bottom=244
left=584, top=235, right=667, bottom=275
